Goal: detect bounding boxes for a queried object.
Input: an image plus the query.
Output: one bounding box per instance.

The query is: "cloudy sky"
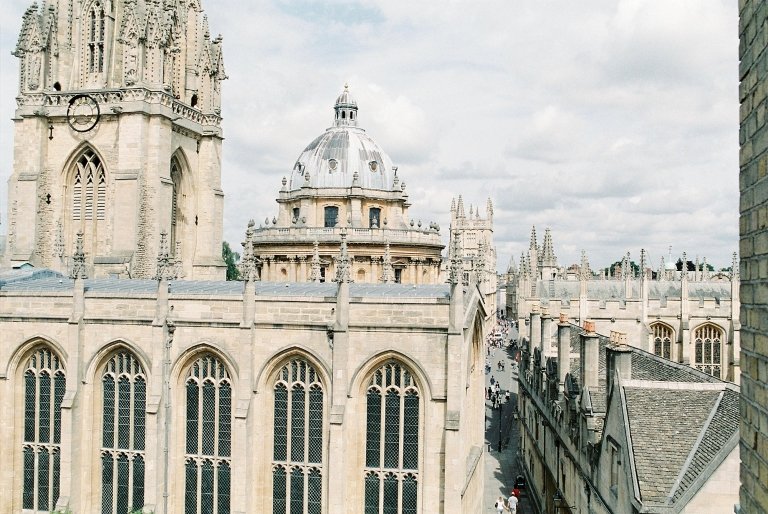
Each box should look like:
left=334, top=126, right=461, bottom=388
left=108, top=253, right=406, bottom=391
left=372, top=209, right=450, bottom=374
left=0, top=0, right=739, bottom=271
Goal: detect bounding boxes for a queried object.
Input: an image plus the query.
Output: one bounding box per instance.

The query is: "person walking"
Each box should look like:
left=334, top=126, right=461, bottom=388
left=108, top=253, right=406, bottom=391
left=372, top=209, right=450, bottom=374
left=494, top=496, right=506, bottom=513
left=507, top=492, right=518, bottom=514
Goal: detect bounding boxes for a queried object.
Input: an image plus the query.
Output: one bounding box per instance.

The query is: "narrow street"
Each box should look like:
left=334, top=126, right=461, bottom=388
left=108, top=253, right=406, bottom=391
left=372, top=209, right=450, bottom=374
left=483, top=323, right=535, bottom=513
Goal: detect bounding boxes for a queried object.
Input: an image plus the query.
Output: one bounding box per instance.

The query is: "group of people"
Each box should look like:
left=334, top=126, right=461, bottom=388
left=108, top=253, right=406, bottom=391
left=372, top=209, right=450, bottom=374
left=486, top=380, right=510, bottom=410
left=494, top=489, right=520, bottom=513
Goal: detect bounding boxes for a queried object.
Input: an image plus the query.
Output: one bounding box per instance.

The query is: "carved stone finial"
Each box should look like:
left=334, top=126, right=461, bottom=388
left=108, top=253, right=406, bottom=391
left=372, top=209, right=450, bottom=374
left=448, top=231, right=463, bottom=285
left=639, top=248, right=647, bottom=279
left=309, top=240, right=322, bottom=282
left=70, top=230, right=87, bottom=279
left=681, top=252, right=687, bottom=280
left=476, top=239, right=487, bottom=283
left=54, top=220, right=65, bottom=258
left=238, top=220, right=260, bottom=281
left=579, top=249, right=590, bottom=280
left=381, top=240, right=394, bottom=283
left=334, top=229, right=353, bottom=283
left=154, top=230, right=178, bottom=281
left=732, top=252, right=739, bottom=279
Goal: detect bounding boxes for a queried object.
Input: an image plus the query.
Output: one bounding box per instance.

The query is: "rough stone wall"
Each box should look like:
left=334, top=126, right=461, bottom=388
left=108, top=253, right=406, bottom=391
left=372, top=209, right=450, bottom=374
left=739, top=1, right=768, bottom=512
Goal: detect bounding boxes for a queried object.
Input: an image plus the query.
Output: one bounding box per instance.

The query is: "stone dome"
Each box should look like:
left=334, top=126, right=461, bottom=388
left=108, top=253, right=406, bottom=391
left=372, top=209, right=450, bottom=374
left=289, top=86, right=397, bottom=191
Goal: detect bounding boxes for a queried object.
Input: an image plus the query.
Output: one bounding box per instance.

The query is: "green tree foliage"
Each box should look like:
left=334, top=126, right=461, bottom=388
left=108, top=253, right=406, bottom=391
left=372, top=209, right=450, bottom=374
left=222, top=241, right=240, bottom=281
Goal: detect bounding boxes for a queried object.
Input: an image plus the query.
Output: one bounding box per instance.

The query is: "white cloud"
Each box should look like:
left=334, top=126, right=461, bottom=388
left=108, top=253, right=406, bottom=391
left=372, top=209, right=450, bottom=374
left=0, top=0, right=739, bottom=271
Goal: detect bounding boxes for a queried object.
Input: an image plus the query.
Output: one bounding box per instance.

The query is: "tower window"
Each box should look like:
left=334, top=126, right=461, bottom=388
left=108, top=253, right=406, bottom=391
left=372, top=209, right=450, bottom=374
left=87, top=2, right=106, bottom=73
left=694, top=324, right=723, bottom=378
left=72, top=150, right=106, bottom=222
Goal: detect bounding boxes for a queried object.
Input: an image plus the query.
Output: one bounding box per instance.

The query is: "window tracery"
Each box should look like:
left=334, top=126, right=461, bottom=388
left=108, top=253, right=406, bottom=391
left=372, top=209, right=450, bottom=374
left=364, top=362, right=420, bottom=514
left=694, top=324, right=723, bottom=378
left=72, top=150, right=106, bottom=222
left=184, top=355, right=231, bottom=514
left=650, top=323, right=673, bottom=360
left=101, top=351, right=146, bottom=514
left=272, top=358, right=324, bottom=514
left=87, top=1, right=106, bottom=74
left=22, top=346, right=65, bottom=511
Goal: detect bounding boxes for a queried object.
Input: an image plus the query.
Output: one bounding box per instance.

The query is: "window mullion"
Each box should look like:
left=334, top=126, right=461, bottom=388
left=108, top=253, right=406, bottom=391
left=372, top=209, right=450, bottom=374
left=379, top=389, right=385, bottom=469
left=35, top=373, right=40, bottom=444
left=398, top=388, right=405, bottom=470
left=198, top=382, right=203, bottom=459
left=214, top=383, right=220, bottom=457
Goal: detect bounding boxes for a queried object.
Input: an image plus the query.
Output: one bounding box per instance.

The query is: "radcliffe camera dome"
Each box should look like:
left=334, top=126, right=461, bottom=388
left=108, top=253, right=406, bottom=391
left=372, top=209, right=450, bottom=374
left=289, top=85, right=397, bottom=190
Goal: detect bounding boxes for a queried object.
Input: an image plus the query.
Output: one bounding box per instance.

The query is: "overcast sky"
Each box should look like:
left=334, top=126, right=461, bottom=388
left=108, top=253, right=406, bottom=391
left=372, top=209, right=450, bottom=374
left=0, top=0, right=739, bottom=271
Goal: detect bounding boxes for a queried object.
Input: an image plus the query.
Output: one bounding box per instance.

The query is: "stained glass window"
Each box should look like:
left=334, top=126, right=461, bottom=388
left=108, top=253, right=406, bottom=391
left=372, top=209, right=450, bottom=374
left=272, top=358, right=324, bottom=514
left=363, top=362, right=420, bottom=514
left=22, top=347, right=65, bottom=511
left=185, top=354, right=232, bottom=514
left=101, top=351, right=146, bottom=513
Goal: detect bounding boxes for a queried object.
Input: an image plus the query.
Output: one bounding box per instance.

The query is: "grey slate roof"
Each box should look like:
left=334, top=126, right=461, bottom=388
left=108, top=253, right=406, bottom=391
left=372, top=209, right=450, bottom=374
left=0, top=268, right=451, bottom=300
left=624, top=388, right=720, bottom=503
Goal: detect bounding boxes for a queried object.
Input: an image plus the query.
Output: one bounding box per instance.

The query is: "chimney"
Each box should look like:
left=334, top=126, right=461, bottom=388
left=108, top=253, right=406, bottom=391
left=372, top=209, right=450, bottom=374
left=530, top=305, right=541, bottom=353
left=541, top=308, right=552, bottom=356
left=557, top=313, right=570, bottom=393
left=606, top=331, right=632, bottom=399
left=580, top=320, right=599, bottom=391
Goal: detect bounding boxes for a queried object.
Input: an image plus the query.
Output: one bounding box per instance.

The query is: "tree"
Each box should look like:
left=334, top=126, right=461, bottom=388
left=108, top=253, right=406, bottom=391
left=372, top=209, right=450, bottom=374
left=222, top=241, right=240, bottom=280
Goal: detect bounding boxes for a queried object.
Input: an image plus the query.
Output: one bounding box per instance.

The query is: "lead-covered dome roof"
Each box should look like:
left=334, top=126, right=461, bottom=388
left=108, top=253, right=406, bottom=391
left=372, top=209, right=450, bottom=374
left=289, top=85, right=397, bottom=191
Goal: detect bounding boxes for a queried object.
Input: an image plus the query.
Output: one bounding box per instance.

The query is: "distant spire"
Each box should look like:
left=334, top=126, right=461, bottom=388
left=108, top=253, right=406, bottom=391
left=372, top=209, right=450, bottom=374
left=640, top=248, right=647, bottom=279
left=334, top=229, right=352, bottom=283
left=732, top=252, right=739, bottom=280
left=658, top=255, right=666, bottom=282
left=529, top=225, right=538, bottom=250
left=507, top=255, right=517, bottom=274
left=476, top=238, right=487, bottom=283
left=382, top=240, right=394, bottom=284
left=541, top=228, right=556, bottom=267
left=681, top=252, right=688, bottom=281
left=486, top=197, right=494, bottom=220
left=309, top=240, right=321, bottom=282
left=457, top=195, right=465, bottom=218
left=520, top=251, right=528, bottom=277
left=70, top=230, right=87, bottom=279
left=238, top=220, right=260, bottom=282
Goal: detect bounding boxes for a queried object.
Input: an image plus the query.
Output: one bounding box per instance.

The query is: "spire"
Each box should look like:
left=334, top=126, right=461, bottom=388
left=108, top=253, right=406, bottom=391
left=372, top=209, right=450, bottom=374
left=541, top=228, right=556, bottom=267
left=154, top=230, right=178, bottom=281
left=457, top=195, right=465, bottom=218
left=309, top=241, right=321, bottom=282
left=681, top=252, right=688, bottom=281
left=529, top=225, right=538, bottom=250
left=70, top=230, right=87, bottom=279
left=333, top=83, right=359, bottom=127
left=640, top=248, right=647, bottom=279
left=507, top=255, right=517, bottom=274
left=238, top=220, right=260, bottom=281
left=382, top=240, right=394, bottom=284
left=732, top=252, right=739, bottom=280
left=486, top=197, right=494, bottom=221
left=334, top=229, right=352, bottom=283
left=449, top=231, right=463, bottom=285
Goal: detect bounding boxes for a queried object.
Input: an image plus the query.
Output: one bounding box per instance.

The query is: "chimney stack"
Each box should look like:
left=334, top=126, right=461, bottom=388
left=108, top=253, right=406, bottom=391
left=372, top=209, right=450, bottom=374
left=541, top=308, right=552, bottom=356
left=530, top=305, right=541, bottom=353
left=606, top=331, right=632, bottom=399
left=580, top=320, right=599, bottom=391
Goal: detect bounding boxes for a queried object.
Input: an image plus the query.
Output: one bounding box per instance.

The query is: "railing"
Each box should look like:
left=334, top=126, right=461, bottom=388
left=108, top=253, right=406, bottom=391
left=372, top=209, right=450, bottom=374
left=17, top=88, right=222, bottom=127
left=252, top=226, right=443, bottom=245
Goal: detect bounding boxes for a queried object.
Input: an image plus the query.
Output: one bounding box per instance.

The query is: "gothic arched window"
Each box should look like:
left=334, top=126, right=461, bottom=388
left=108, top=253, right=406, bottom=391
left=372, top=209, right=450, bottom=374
left=184, top=355, right=232, bottom=514
left=72, top=150, right=106, bottom=222
left=272, top=358, right=324, bottom=514
left=651, top=323, right=673, bottom=360
left=694, top=324, right=723, bottom=378
left=364, top=362, right=420, bottom=514
left=87, top=1, right=106, bottom=73
left=22, top=347, right=65, bottom=511
left=101, top=351, right=146, bottom=514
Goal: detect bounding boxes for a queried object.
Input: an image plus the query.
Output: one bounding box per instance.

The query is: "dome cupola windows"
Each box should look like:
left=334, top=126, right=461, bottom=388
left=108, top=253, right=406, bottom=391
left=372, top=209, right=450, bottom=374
left=334, top=83, right=358, bottom=127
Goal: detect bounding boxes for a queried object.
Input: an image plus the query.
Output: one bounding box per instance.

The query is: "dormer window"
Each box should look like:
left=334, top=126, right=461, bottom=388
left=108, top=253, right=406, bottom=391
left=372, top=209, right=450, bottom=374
left=369, top=161, right=378, bottom=172
left=328, top=159, right=338, bottom=172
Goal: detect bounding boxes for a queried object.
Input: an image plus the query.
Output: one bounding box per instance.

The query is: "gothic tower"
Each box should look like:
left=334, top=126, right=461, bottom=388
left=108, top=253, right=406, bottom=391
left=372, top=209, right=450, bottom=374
left=5, top=0, right=227, bottom=279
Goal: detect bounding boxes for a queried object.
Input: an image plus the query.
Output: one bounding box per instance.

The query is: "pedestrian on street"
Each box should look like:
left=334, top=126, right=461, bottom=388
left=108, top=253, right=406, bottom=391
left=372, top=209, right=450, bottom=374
left=505, top=390, right=511, bottom=403
left=508, top=492, right=519, bottom=513
left=494, top=496, right=506, bottom=513
left=490, top=375, right=496, bottom=386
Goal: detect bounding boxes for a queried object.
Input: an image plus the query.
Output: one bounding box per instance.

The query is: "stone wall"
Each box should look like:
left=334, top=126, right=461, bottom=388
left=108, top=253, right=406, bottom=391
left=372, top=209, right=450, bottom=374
left=739, top=1, right=768, bottom=511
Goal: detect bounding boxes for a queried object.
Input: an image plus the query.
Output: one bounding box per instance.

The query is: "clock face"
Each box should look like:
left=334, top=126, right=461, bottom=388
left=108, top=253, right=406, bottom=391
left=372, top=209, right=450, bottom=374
left=67, top=94, right=100, bottom=132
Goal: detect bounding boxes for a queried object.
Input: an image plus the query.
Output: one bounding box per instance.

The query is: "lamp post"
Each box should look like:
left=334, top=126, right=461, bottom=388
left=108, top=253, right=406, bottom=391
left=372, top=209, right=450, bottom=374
left=553, top=490, right=576, bottom=512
